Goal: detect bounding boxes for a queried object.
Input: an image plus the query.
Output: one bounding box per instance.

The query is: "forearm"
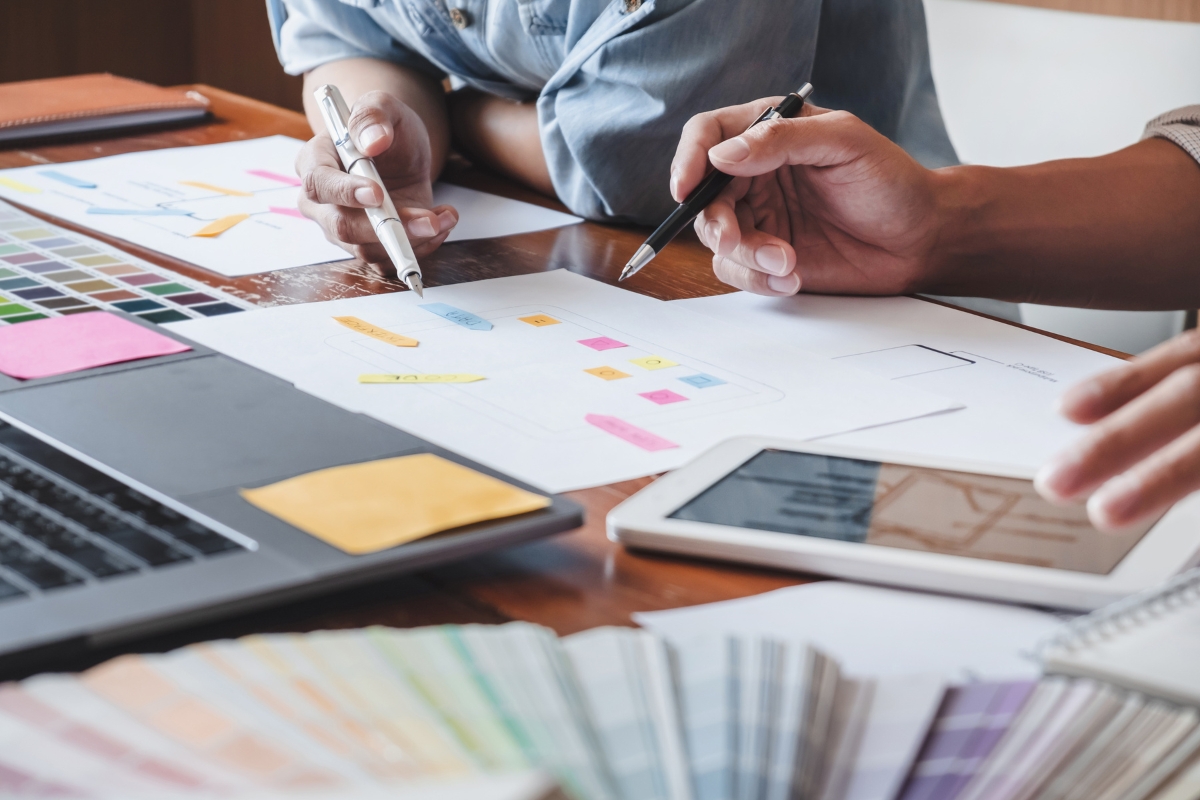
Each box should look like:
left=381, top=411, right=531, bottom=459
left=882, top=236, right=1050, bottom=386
left=302, top=58, right=450, bottom=179
left=448, top=89, right=554, bottom=197
left=928, top=138, right=1200, bottom=309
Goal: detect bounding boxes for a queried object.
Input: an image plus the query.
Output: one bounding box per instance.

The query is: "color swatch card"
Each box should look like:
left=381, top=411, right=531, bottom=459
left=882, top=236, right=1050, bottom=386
left=168, top=270, right=960, bottom=492
left=0, top=136, right=346, bottom=276
left=0, top=200, right=250, bottom=325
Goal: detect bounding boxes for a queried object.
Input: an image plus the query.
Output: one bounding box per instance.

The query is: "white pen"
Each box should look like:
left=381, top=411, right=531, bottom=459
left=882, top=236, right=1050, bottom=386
left=313, top=84, right=424, bottom=296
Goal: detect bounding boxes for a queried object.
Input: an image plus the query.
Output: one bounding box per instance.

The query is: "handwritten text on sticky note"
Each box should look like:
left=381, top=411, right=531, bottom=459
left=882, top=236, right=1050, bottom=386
left=630, top=355, right=679, bottom=371
left=333, top=316, right=419, bottom=347
left=679, top=373, right=726, bottom=389
left=239, top=453, right=551, bottom=554
left=519, top=314, right=560, bottom=327
left=639, top=389, right=688, bottom=405
left=420, top=303, right=493, bottom=331
left=359, top=374, right=484, bottom=384
left=585, top=414, right=678, bottom=452
left=584, top=366, right=631, bottom=381
left=579, top=336, right=627, bottom=351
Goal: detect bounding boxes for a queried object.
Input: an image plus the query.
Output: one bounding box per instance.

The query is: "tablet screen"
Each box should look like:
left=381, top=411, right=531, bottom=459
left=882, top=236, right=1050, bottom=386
left=669, top=449, right=1158, bottom=574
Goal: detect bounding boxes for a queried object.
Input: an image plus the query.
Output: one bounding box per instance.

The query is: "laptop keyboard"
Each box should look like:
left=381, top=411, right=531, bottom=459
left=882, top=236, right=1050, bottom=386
left=0, top=421, right=243, bottom=601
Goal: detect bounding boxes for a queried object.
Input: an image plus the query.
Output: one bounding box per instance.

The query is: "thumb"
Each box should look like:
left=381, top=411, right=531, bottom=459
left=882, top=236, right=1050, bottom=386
left=346, top=91, right=403, bottom=157
left=707, top=109, right=878, bottom=176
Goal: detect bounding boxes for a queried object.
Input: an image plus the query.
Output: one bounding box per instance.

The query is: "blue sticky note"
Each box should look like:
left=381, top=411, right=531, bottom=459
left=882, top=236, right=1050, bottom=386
left=420, top=303, right=493, bottom=331
left=679, top=373, right=726, bottom=389
left=39, top=170, right=96, bottom=189
left=87, top=207, right=194, bottom=216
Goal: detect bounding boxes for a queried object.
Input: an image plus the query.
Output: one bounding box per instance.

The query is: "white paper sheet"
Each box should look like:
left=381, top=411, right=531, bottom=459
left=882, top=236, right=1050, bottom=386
left=167, top=271, right=958, bottom=492
left=633, top=581, right=1066, bottom=682
left=433, top=183, right=581, bottom=243
left=671, top=292, right=1123, bottom=469
left=0, top=137, right=581, bottom=278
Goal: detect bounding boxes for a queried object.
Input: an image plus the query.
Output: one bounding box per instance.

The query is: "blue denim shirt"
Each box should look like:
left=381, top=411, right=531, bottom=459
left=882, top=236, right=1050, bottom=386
left=267, top=0, right=957, bottom=224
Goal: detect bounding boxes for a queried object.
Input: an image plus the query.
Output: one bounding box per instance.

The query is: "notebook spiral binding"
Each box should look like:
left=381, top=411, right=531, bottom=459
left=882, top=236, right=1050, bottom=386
left=1039, top=567, right=1200, bottom=658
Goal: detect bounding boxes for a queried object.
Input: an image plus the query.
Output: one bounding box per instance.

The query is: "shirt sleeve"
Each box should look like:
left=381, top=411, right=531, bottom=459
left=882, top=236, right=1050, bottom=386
left=1142, top=105, right=1200, bottom=166
left=268, top=0, right=444, bottom=79
left=537, top=0, right=822, bottom=225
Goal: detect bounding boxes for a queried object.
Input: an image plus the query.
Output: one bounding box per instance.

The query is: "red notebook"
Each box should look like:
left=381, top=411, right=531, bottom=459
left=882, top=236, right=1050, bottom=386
left=0, top=73, right=210, bottom=144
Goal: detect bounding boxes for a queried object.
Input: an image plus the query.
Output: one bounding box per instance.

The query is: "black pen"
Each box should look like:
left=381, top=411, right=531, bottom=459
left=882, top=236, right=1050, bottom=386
left=619, top=83, right=814, bottom=282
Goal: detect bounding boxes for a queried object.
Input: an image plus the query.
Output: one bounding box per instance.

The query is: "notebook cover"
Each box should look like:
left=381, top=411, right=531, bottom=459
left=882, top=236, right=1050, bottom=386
left=0, top=73, right=209, bottom=134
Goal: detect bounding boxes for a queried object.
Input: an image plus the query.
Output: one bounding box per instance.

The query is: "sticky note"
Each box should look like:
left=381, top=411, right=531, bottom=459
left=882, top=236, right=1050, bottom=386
left=630, top=355, right=679, bottom=371
left=679, top=373, right=727, bottom=389
left=333, top=316, right=418, bottom=347
left=39, top=170, right=96, bottom=188
left=359, top=374, right=484, bottom=384
left=420, top=303, right=493, bottom=331
left=519, top=314, right=560, bottom=327
left=88, top=207, right=194, bottom=216
left=247, top=169, right=302, bottom=186
left=0, top=312, right=191, bottom=380
left=179, top=181, right=253, bottom=197
left=579, top=336, right=626, bottom=351
left=268, top=206, right=306, bottom=219
left=584, top=366, right=631, bottom=381
left=0, top=177, right=40, bottom=194
left=239, top=453, right=551, bottom=555
left=585, top=414, right=678, bottom=452
left=192, top=214, right=250, bottom=238
left=639, top=389, right=688, bottom=405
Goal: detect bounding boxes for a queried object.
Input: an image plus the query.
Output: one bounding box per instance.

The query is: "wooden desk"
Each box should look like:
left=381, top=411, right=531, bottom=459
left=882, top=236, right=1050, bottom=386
left=0, top=87, right=1122, bottom=673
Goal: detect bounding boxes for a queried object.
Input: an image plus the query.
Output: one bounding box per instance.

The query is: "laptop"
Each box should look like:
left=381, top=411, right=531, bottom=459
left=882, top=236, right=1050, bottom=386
left=0, top=316, right=582, bottom=674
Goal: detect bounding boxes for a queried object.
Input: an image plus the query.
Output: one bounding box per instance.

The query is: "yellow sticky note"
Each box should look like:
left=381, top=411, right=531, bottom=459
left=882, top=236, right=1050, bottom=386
left=180, top=181, right=253, bottom=197
left=0, top=177, right=41, bottom=194
left=333, top=316, right=419, bottom=347
left=630, top=355, right=679, bottom=371
left=359, top=374, right=484, bottom=384
left=584, top=366, right=631, bottom=381
left=519, top=314, right=560, bottom=327
left=192, top=214, right=249, bottom=237
left=240, top=453, right=551, bottom=554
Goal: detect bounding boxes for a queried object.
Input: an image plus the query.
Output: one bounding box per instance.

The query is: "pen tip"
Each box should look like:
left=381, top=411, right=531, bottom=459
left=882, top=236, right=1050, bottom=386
left=620, top=244, right=656, bottom=282
left=404, top=273, right=424, bottom=297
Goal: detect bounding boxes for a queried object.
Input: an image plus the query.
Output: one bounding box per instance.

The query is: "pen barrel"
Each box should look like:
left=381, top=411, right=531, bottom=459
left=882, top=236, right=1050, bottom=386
left=645, top=169, right=735, bottom=253
left=347, top=159, right=421, bottom=276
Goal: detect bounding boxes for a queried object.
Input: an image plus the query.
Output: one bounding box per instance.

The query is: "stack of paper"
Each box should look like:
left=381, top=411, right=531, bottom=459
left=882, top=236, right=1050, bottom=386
left=5, top=623, right=1199, bottom=800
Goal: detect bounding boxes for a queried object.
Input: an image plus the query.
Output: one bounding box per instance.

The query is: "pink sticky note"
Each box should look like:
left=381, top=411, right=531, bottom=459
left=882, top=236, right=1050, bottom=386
left=585, top=414, right=678, bottom=452
left=639, top=389, right=688, bottom=405
left=268, top=206, right=307, bottom=219
left=0, top=313, right=191, bottom=380
left=248, top=169, right=302, bottom=186
left=579, top=336, right=627, bottom=351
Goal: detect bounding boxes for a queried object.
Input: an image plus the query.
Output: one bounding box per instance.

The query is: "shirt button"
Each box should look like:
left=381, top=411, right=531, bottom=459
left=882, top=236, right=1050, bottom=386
left=448, top=7, right=471, bottom=29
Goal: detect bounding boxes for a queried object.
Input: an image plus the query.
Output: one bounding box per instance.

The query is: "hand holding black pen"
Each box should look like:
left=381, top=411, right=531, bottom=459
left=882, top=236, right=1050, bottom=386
left=619, top=84, right=814, bottom=282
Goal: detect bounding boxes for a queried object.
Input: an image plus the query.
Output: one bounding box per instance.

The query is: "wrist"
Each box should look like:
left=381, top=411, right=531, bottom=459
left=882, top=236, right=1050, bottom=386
left=924, top=164, right=1000, bottom=293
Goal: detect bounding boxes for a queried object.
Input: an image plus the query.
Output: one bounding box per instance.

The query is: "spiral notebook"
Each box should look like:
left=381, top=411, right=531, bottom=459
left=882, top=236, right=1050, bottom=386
left=1041, top=568, right=1200, bottom=707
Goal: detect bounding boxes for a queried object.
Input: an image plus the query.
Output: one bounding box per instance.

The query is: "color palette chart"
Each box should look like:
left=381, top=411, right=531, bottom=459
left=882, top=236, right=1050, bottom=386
left=0, top=200, right=249, bottom=326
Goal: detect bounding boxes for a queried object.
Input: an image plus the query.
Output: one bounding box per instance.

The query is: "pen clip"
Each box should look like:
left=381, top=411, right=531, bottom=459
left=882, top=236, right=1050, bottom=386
left=314, top=84, right=353, bottom=148
left=750, top=106, right=778, bottom=128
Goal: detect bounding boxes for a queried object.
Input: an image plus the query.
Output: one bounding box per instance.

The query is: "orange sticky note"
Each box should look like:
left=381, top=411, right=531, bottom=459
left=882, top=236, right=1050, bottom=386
left=192, top=214, right=249, bottom=237
left=240, top=453, right=551, bottom=554
left=519, top=314, right=560, bottom=327
left=333, top=316, right=419, bottom=347
left=180, top=181, right=253, bottom=197
left=585, top=366, right=630, bottom=381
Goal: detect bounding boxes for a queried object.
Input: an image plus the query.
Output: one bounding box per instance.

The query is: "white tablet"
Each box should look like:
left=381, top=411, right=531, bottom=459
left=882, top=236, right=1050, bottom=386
left=607, top=437, right=1200, bottom=610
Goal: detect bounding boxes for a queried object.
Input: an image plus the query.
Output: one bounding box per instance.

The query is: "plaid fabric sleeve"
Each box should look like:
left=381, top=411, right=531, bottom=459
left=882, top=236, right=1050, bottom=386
left=1142, top=105, right=1200, bottom=165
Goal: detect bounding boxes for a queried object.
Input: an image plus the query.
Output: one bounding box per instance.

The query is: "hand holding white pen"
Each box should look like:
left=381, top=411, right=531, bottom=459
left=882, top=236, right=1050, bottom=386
left=300, top=86, right=458, bottom=289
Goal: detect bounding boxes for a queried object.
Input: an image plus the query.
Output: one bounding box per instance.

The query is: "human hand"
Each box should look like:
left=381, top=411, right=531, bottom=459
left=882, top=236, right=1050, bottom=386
left=1036, top=330, right=1200, bottom=530
left=296, top=90, right=458, bottom=266
left=670, top=100, right=943, bottom=296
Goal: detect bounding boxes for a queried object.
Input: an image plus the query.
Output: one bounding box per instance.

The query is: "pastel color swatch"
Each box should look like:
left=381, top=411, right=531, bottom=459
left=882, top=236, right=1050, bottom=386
left=584, top=366, right=631, bottom=381
left=420, top=303, right=493, bottom=331
left=679, top=373, right=727, bottom=389
left=0, top=312, right=191, bottom=380
left=579, top=336, right=626, bottom=351
left=585, top=414, right=679, bottom=452
left=358, top=374, right=485, bottom=384
left=630, top=355, right=679, bottom=371
left=639, top=389, right=689, bottom=405
left=192, top=214, right=249, bottom=238
left=519, top=314, right=560, bottom=327
left=333, top=316, right=418, bottom=347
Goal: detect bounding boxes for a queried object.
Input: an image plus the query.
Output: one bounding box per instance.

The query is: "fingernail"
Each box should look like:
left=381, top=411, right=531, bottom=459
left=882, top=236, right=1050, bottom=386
left=755, top=245, right=789, bottom=275
left=437, top=210, right=457, bottom=231
left=767, top=273, right=800, bottom=294
left=704, top=220, right=721, bottom=251
left=409, top=217, right=437, bottom=237
left=358, top=124, right=387, bottom=149
left=1034, top=455, right=1081, bottom=502
left=710, top=137, right=751, bottom=163
left=1088, top=473, right=1141, bottom=529
left=354, top=186, right=377, bottom=206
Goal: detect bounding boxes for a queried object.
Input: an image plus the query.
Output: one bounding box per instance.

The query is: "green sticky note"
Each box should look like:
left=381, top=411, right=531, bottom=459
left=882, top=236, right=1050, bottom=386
left=143, top=282, right=192, bottom=296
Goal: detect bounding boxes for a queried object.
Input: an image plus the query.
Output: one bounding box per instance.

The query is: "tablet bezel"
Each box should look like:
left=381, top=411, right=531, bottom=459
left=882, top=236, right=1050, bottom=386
left=607, top=437, right=1200, bottom=610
